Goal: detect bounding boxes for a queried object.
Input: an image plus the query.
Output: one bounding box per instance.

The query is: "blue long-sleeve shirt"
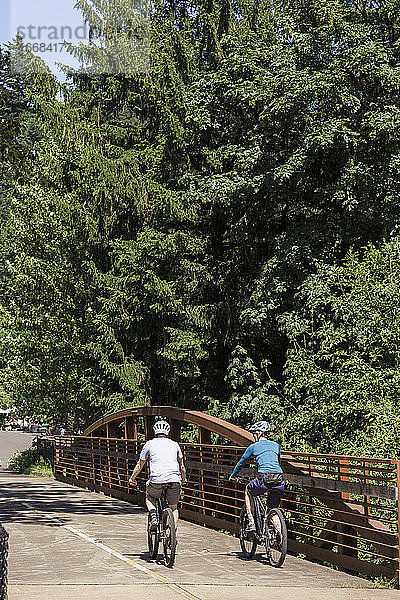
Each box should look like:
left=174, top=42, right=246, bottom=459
left=230, top=439, right=282, bottom=478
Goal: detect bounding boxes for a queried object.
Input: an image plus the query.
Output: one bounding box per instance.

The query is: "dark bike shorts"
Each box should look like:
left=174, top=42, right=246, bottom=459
left=246, top=472, right=285, bottom=508
left=146, top=481, right=181, bottom=505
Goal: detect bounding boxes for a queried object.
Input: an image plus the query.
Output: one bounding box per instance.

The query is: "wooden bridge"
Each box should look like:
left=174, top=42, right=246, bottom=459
left=43, top=405, right=400, bottom=587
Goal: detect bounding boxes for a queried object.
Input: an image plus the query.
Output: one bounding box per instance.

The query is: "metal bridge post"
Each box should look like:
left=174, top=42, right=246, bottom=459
left=338, top=458, right=357, bottom=558
left=199, top=427, right=211, bottom=446
left=107, top=422, right=118, bottom=439
left=144, top=416, right=155, bottom=440
left=107, top=437, right=112, bottom=490
left=125, top=417, right=136, bottom=441
left=199, top=428, right=212, bottom=515
left=339, top=458, right=350, bottom=500
left=91, top=436, right=96, bottom=486
left=170, top=419, right=181, bottom=442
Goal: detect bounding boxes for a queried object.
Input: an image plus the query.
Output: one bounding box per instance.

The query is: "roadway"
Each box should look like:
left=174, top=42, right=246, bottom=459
left=0, top=430, right=36, bottom=470
left=0, top=431, right=398, bottom=600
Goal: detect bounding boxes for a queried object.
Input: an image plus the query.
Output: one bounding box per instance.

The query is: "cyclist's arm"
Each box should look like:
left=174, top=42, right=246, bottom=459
left=178, top=457, right=186, bottom=483
left=229, top=445, right=253, bottom=479
left=129, top=459, right=146, bottom=484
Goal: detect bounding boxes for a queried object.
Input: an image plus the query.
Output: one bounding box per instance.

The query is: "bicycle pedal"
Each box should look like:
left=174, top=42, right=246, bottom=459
left=245, top=526, right=256, bottom=534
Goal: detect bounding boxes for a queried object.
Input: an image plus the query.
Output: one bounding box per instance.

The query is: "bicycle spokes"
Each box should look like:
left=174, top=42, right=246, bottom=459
left=162, top=508, right=177, bottom=568
left=147, top=520, right=159, bottom=559
left=239, top=505, right=257, bottom=559
left=265, top=509, right=288, bottom=568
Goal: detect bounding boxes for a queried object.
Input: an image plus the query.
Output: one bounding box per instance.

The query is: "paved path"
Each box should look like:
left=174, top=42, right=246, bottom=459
left=0, top=468, right=397, bottom=600
left=0, top=431, right=36, bottom=471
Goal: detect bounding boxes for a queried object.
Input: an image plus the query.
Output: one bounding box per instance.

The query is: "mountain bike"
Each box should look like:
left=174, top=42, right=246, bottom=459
left=143, top=482, right=177, bottom=568
left=235, top=476, right=287, bottom=567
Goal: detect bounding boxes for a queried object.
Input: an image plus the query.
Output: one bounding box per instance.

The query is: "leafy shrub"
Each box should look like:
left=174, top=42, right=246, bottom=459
left=282, top=239, right=400, bottom=456
left=8, top=448, right=53, bottom=476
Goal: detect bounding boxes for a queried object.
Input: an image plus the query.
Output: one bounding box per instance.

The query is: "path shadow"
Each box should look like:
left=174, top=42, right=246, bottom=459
left=123, top=551, right=166, bottom=566
left=230, top=550, right=270, bottom=565
left=0, top=477, right=146, bottom=526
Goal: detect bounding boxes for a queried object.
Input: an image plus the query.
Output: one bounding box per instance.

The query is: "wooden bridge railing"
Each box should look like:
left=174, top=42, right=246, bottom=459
left=48, top=406, right=400, bottom=586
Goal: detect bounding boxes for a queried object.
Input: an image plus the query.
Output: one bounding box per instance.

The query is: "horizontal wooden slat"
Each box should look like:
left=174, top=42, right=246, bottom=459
left=186, top=461, right=397, bottom=500
left=289, top=539, right=396, bottom=579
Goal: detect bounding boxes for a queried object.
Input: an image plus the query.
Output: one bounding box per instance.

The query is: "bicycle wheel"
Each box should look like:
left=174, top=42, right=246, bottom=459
left=265, top=508, right=287, bottom=567
left=161, top=508, right=176, bottom=568
left=239, top=505, right=257, bottom=559
left=147, top=516, right=159, bottom=559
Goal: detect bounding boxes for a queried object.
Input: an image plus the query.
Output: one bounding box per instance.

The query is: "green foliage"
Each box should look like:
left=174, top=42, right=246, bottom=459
left=208, top=345, right=285, bottom=431
left=64, top=0, right=151, bottom=75
left=282, top=239, right=400, bottom=456
left=8, top=448, right=53, bottom=477
left=1, top=0, right=400, bottom=456
left=0, top=185, right=112, bottom=423
left=0, top=47, right=39, bottom=221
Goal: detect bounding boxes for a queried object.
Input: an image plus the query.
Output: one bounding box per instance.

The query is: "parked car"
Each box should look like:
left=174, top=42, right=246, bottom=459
left=3, top=421, right=19, bottom=431
left=37, top=424, right=49, bottom=435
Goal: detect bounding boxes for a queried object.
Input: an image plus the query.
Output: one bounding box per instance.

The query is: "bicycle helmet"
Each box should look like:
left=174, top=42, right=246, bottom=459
left=248, top=421, right=271, bottom=434
left=153, top=420, right=170, bottom=436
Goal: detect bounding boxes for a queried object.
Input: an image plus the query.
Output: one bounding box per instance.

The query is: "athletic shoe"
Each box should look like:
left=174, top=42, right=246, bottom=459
left=246, top=519, right=256, bottom=533
left=149, top=517, right=158, bottom=532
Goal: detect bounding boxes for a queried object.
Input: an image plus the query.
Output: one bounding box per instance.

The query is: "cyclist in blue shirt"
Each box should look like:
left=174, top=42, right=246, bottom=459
left=229, top=421, right=284, bottom=532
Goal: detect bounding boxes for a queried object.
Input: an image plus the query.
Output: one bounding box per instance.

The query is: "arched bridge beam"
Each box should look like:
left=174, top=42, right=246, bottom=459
left=83, top=405, right=253, bottom=446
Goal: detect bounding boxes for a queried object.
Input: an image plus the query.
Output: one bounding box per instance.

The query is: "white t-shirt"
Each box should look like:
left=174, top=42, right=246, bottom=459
left=140, top=437, right=183, bottom=483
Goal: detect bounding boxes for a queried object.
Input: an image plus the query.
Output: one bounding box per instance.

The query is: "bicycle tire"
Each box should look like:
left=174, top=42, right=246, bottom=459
left=265, top=508, right=287, bottom=567
left=239, top=505, right=257, bottom=559
left=147, top=517, right=159, bottom=559
left=161, top=508, right=176, bottom=568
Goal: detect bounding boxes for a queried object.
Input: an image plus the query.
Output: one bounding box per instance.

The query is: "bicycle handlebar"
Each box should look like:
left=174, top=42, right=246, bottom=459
left=232, top=476, right=251, bottom=485
left=130, top=479, right=146, bottom=493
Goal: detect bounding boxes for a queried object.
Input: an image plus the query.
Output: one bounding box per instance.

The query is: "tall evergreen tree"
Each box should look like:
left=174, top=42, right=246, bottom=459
left=1, top=0, right=400, bottom=451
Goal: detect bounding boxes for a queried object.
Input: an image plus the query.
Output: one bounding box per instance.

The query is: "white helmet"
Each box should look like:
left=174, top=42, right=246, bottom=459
left=153, top=420, right=170, bottom=436
left=248, top=421, right=271, bottom=434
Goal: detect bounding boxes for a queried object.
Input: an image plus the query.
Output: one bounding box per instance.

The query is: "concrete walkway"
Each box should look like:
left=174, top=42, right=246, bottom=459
left=0, top=471, right=397, bottom=600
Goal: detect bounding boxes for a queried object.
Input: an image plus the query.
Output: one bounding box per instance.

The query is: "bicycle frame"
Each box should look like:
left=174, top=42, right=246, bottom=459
left=253, top=495, right=267, bottom=540
left=155, top=491, right=168, bottom=538
left=236, top=476, right=288, bottom=567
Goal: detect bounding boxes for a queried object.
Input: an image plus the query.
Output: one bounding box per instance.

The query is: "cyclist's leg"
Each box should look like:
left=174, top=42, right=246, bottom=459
left=244, top=485, right=255, bottom=521
left=245, top=477, right=266, bottom=530
left=267, top=485, right=284, bottom=509
left=169, top=504, right=179, bottom=526
left=146, top=482, right=162, bottom=528
left=146, top=481, right=162, bottom=509
left=166, top=483, right=181, bottom=527
left=267, top=482, right=285, bottom=531
left=146, top=497, right=157, bottom=511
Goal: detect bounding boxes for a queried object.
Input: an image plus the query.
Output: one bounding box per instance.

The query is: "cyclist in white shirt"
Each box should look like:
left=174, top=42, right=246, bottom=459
left=129, top=420, right=186, bottom=531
